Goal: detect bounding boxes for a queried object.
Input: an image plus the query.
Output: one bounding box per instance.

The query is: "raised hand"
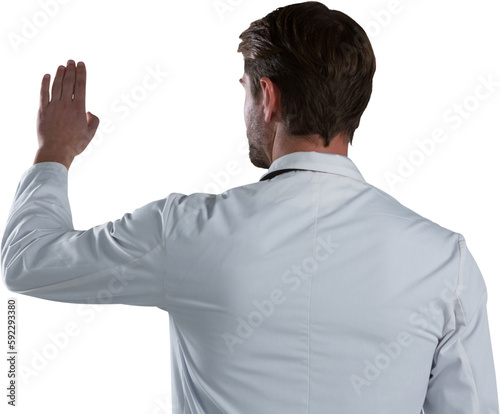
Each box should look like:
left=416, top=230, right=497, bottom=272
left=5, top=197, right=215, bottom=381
left=35, top=59, right=99, bottom=170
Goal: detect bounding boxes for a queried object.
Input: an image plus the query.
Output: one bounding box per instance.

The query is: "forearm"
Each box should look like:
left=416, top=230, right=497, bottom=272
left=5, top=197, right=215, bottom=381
left=1, top=163, right=74, bottom=292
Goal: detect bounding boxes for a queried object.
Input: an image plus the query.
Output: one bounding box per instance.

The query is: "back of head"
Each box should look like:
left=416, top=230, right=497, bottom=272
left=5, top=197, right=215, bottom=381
left=237, top=1, right=376, bottom=146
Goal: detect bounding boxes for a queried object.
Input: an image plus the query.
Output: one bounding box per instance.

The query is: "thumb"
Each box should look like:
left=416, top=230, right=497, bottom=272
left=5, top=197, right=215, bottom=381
left=86, top=111, right=100, bottom=136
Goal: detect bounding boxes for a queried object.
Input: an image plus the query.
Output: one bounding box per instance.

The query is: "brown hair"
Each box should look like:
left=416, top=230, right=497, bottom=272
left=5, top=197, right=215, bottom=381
left=237, top=1, right=376, bottom=146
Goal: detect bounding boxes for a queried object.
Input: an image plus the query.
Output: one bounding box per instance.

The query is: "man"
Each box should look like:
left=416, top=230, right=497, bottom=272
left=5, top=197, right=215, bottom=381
left=1, top=1, right=498, bottom=413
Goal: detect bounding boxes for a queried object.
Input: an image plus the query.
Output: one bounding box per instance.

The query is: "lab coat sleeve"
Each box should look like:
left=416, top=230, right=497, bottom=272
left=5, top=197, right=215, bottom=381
left=1, top=162, right=173, bottom=307
left=423, top=234, right=499, bottom=414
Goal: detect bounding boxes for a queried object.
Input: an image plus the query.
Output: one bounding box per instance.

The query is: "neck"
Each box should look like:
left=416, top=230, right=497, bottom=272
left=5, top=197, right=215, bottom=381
left=270, top=130, right=348, bottom=164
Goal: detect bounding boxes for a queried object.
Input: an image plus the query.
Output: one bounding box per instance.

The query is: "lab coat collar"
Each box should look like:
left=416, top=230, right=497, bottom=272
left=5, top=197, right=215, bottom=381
left=259, top=151, right=365, bottom=183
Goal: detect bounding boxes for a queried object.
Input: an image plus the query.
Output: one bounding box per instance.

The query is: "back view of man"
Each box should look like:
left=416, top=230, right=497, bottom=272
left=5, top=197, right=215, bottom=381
left=2, top=1, right=498, bottom=413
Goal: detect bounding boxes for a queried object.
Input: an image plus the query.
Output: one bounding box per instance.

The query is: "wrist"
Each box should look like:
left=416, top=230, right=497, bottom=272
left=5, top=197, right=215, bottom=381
left=34, top=147, right=74, bottom=170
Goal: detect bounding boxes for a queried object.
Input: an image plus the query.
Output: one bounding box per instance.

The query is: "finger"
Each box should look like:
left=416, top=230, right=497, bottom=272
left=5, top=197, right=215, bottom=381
left=74, top=61, right=86, bottom=109
left=40, top=74, right=50, bottom=108
left=51, top=65, right=66, bottom=101
left=61, top=59, right=76, bottom=101
left=87, top=111, right=100, bottom=136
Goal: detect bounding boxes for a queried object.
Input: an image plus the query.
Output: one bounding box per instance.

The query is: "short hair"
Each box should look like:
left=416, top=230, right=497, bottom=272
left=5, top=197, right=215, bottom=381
left=237, top=1, right=376, bottom=146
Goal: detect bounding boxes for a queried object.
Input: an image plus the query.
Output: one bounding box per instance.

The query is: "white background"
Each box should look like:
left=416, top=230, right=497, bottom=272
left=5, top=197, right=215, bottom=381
left=0, top=0, right=499, bottom=412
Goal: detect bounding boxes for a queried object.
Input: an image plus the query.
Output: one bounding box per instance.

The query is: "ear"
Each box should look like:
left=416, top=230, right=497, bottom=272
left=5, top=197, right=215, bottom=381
left=260, top=77, right=281, bottom=124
